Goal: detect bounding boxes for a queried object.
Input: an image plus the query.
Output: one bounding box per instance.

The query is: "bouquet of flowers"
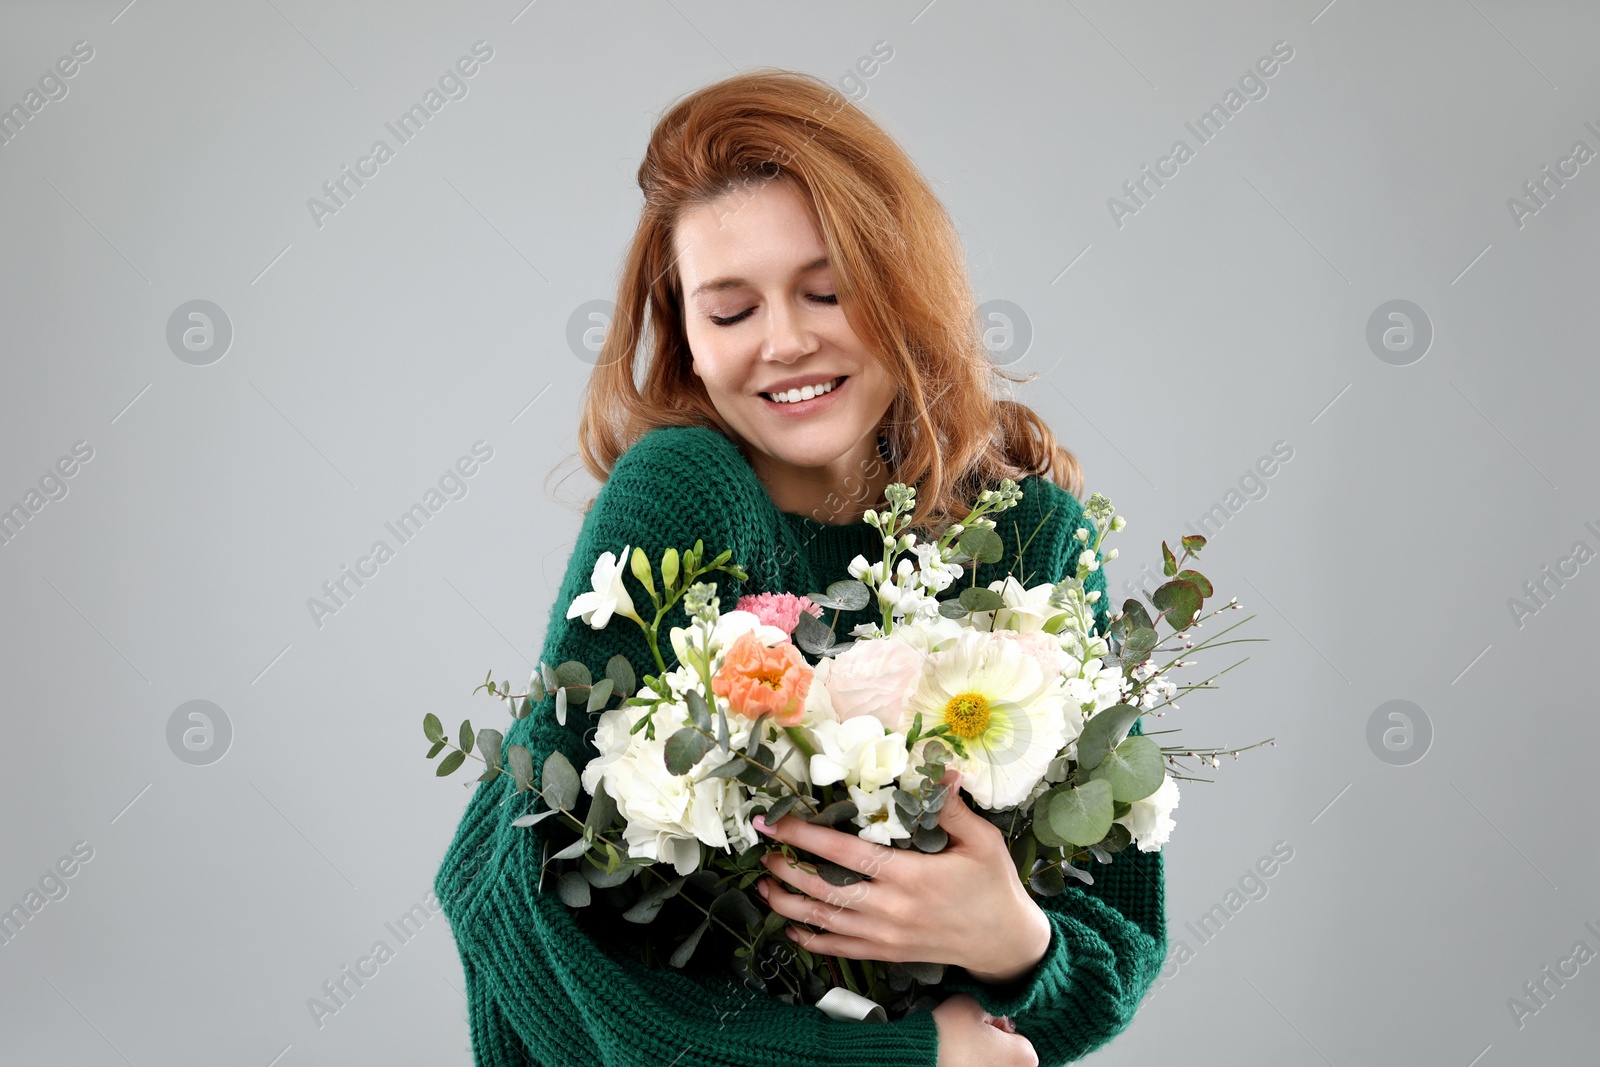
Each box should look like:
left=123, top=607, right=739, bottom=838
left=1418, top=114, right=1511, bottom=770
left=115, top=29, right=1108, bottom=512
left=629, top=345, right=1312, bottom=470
left=423, top=481, right=1270, bottom=1019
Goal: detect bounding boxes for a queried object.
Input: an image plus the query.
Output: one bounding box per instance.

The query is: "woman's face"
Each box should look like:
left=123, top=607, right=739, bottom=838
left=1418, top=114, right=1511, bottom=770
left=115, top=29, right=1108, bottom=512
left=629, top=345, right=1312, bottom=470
left=673, top=179, right=898, bottom=507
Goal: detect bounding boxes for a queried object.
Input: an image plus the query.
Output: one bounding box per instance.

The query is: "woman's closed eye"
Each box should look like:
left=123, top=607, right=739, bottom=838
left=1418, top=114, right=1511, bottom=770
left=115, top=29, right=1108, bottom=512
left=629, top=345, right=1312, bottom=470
left=710, top=293, right=838, bottom=327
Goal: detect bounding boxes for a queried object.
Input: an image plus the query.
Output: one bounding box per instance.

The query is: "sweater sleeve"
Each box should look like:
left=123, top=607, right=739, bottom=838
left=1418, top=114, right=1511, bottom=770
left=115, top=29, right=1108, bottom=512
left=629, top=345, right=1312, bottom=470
left=435, top=426, right=944, bottom=1067
left=939, top=478, right=1167, bottom=1065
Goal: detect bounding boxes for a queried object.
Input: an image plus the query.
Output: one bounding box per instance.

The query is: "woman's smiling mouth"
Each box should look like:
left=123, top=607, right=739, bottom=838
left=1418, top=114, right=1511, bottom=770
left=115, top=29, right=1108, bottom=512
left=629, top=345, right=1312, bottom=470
left=760, top=375, right=847, bottom=405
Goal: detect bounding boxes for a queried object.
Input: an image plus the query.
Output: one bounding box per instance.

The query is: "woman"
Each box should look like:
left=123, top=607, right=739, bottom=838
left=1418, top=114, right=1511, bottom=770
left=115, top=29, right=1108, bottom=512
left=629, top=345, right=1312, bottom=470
left=434, top=68, right=1165, bottom=1066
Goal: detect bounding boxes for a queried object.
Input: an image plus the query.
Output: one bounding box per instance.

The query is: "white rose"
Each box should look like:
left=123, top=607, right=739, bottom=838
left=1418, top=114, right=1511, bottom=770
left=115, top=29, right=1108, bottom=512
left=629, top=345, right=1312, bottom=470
left=1115, top=773, right=1180, bottom=852
left=824, top=638, right=925, bottom=732
left=581, top=700, right=758, bottom=875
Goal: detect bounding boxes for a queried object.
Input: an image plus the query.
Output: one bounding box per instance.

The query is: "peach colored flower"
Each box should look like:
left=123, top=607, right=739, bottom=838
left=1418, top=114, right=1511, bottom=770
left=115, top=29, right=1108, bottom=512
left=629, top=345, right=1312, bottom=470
left=712, top=630, right=813, bottom=727
left=734, top=592, right=823, bottom=636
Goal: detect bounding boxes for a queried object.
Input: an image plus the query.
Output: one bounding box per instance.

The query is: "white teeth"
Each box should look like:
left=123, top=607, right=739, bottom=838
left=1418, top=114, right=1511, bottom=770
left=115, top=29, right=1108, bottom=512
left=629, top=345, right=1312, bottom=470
left=765, top=378, right=838, bottom=403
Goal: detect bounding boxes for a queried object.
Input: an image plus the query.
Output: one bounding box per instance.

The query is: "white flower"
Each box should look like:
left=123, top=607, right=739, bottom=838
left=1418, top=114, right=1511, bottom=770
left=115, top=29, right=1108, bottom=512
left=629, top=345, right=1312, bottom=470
left=808, top=714, right=909, bottom=792
left=824, top=638, right=925, bottom=732
left=566, top=545, right=643, bottom=629
left=886, top=617, right=963, bottom=655
left=667, top=609, right=788, bottom=672
left=847, top=782, right=912, bottom=845
left=901, top=628, right=1071, bottom=809
left=1077, top=549, right=1099, bottom=573
left=911, top=542, right=962, bottom=593
left=969, top=575, right=1070, bottom=634
left=1115, top=773, right=1179, bottom=851
left=582, top=698, right=775, bottom=875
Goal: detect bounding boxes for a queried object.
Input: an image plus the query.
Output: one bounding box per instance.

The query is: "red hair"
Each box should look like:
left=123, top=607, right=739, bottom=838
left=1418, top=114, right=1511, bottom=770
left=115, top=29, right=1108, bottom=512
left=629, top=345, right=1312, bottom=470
left=562, top=67, right=1085, bottom=532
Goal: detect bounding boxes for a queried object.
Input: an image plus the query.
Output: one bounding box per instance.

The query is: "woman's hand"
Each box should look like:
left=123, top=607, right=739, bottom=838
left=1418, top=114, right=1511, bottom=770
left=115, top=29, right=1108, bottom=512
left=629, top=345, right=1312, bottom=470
left=932, top=993, right=1037, bottom=1067
left=753, top=768, right=1052, bottom=983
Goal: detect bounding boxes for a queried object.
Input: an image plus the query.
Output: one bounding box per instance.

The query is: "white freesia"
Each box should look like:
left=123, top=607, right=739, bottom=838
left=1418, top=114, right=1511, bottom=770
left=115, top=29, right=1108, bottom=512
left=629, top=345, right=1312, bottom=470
left=847, top=782, right=913, bottom=845
left=1115, top=773, right=1179, bottom=851
left=808, top=714, right=909, bottom=792
left=964, top=575, right=1071, bottom=634
left=668, top=609, right=789, bottom=672
left=565, top=545, right=642, bottom=629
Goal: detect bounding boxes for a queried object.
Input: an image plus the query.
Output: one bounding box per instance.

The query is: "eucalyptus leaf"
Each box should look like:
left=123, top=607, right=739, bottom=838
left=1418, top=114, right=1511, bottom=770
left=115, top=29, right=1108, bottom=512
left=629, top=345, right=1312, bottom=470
left=550, top=835, right=592, bottom=861
left=425, top=739, right=446, bottom=759
left=736, top=744, right=776, bottom=787
left=1151, top=578, right=1203, bottom=630
left=581, top=858, right=633, bottom=889
left=913, top=825, right=949, bottom=852
left=762, top=792, right=802, bottom=824
left=938, top=599, right=970, bottom=620
left=511, top=809, right=558, bottom=828
left=664, top=726, right=713, bottom=774
left=555, top=660, right=592, bottom=688
left=556, top=871, right=591, bottom=907
left=699, top=753, right=748, bottom=781
left=806, top=800, right=858, bottom=826
left=1076, top=704, right=1143, bottom=771
left=1047, top=779, right=1114, bottom=846
left=1060, top=861, right=1095, bottom=886
left=1101, top=821, right=1133, bottom=853
left=1123, top=628, right=1158, bottom=654
left=586, top=677, right=615, bottom=714
left=624, top=874, right=687, bottom=922
left=507, top=744, right=534, bottom=793
left=476, top=728, right=503, bottom=773
left=584, top=778, right=618, bottom=835
left=709, top=888, right=762, bottom=929
left=423, top=713, right=444, bottom=743
left=958, top=587, right=1005, bottom=613
left=541, top=750, right=580, bottom=810
left=605, top=655, right=635, bottom=699
left=685, top=689, right=712, bottom=732
left=1028, top=862, right=1067, bottom=896
left=1161, top=540, right=1177, bottom=577
left=670, top=918, right=711, bottom=968
left=959, top=525, right=1003, bottom=564
left=1175, top=569, right=1213, bottom=598
left=1120, top=600, right=1154, bottom=634
left=824, top=579, right=870, bottom=611
left=813, top=860, right=867, bottom=886
left=458, top=719, right=474, bottom=755
left=792, top=610, right=836, bottom=656
left=1085, top=735, right=1165, bottom=802
left=436, top=750, right=466, bottom=777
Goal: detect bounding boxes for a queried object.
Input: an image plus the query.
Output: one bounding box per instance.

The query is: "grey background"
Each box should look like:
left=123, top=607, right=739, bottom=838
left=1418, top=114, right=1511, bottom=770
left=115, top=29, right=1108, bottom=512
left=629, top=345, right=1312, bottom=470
left=2, top=1, right=1596, bottom=1064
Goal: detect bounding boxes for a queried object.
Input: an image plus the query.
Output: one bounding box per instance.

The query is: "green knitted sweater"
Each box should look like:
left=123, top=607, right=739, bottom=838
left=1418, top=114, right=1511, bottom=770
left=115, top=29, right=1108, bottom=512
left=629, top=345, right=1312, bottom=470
left=434, top=425, right=1166, bottom=1066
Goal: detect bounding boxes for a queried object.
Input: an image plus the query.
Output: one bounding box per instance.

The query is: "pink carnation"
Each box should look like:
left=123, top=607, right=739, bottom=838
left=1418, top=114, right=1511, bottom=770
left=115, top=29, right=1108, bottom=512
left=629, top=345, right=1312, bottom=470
left=735, top=592, right=824, bottom=636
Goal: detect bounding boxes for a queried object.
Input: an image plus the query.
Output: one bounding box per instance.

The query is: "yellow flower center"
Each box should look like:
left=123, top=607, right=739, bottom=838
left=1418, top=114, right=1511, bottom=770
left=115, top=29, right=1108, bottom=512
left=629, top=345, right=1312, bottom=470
left=942, top=691, right=991, bottom=739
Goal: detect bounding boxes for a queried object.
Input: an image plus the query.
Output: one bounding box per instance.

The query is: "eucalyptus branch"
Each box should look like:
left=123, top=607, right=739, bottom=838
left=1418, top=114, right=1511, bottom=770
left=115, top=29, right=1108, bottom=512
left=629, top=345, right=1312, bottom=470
left=435, top=735, right=786, bottom=969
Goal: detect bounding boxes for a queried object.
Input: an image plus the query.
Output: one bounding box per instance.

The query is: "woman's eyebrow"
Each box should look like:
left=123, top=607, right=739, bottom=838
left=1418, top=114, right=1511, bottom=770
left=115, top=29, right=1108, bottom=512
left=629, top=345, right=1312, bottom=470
left=689, top=255, right=830, bottom=300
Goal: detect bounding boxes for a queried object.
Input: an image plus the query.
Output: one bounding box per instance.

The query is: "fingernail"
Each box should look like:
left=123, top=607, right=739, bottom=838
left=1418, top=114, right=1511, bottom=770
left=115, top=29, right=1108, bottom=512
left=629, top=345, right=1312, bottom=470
left=753, top=814, right=770, bottom=834
left=757, top=879, right=770, bottom=899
